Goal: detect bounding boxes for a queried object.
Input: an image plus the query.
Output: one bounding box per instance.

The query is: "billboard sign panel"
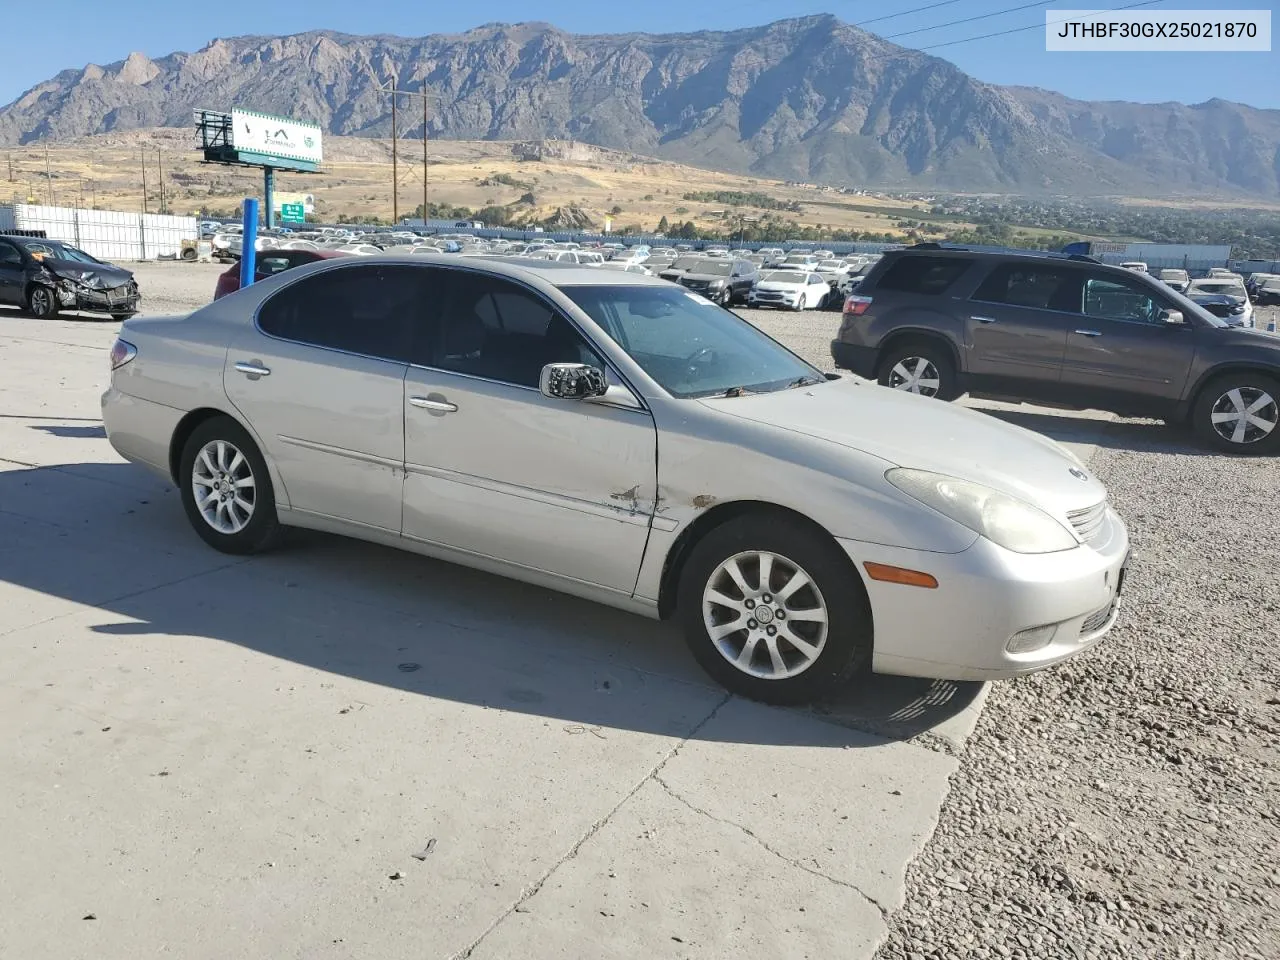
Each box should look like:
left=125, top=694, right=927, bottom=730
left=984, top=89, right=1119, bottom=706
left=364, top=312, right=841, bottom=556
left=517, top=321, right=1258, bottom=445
left=271, top=191, right=316, bottom=214
left=230, top=109, right=323, bottom=166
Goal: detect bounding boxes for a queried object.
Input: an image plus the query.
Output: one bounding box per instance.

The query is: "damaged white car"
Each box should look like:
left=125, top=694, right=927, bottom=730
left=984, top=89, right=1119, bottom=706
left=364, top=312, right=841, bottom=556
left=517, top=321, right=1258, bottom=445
left=102, top=255, right=1129, bottom=703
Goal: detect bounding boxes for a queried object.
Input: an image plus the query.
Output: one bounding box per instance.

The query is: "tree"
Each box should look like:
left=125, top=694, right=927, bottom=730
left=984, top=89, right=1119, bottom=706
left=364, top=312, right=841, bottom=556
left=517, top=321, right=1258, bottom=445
left=610, top=205, right=623, bottom=216
left=657, top=215, right=670, bottom=234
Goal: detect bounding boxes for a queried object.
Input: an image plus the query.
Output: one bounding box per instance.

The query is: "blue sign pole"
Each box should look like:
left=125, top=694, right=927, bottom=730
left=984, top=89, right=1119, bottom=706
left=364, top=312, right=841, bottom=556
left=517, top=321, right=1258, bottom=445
left=240, top=197, right=259, bottom=289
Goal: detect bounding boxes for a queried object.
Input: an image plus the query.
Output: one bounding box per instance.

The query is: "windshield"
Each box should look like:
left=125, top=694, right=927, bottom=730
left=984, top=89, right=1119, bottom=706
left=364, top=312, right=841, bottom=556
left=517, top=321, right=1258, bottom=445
left=818, top=260, right=845, bottom=270
left=761, top=271, right=803, bottom=283
left=562, top=285, right=823, bottom=398
left=666, top=257, right=704, bottom=272
left=1191, top=280, right=1247, bottom=297
left=20, top=240, right=101, bottom=264
left=695, top=261, right=734, bottom=276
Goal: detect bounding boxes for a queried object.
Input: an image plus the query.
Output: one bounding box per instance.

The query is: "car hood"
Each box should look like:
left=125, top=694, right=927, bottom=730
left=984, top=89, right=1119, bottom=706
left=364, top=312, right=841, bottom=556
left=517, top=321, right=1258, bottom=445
left=699, top=379, right=1107, bottom=515
left=42, top=257, right=134, bottom=287
left=681, top=272, right=731, bottom=282
left=1203, top=324, right=1280, bottom=348
left=755, top=279, right=806, bottom=292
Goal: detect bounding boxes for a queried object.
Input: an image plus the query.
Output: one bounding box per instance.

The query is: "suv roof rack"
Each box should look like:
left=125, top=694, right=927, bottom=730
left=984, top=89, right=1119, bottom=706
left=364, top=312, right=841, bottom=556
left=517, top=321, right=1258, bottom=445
left=905, top=241, right=1098, bottom=264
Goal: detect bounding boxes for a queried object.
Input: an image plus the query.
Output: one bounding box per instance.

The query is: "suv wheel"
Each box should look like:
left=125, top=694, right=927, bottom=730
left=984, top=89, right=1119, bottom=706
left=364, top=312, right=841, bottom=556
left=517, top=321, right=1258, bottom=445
left=1192, top=373, right=1280, bottom=454
left=877, top=342, right=960, bottom=401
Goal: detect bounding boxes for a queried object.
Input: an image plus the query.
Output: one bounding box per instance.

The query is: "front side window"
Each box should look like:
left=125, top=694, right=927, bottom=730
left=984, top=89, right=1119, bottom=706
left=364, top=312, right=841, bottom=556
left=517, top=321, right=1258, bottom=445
left=875, top=256, right=973, bottom=295
left=562, top=285, right=822, bottom=399
left=1082, top=274, right=1166, bottom=325
left=257, top=264, right=422, bottom=361
left=424, top=272, right=603, bottom=388
left=972, top=264, right=1082, bottom=312
left=0, top=242, right=21, bottom=265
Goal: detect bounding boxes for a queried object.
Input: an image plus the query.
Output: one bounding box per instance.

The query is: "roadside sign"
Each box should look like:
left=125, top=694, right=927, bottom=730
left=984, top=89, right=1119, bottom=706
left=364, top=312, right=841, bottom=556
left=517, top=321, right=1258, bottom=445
left=280, top=203, right=305, bottom=224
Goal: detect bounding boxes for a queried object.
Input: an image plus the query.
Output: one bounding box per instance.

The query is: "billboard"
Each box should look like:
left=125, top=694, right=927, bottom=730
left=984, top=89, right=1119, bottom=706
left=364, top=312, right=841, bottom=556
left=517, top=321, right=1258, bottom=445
left=271, top=192, right=316, bottom=214
left=230, top=109, right=323, bottom=166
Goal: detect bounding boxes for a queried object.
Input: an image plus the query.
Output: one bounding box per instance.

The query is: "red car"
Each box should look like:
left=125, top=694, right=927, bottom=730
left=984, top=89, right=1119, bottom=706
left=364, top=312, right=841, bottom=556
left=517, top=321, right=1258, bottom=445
left=213, top=249, right=348, bottom=300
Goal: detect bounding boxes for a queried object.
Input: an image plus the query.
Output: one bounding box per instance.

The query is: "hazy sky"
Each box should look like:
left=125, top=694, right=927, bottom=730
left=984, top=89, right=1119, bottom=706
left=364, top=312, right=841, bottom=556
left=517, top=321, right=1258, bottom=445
left=1, top=0, right=1275, bottom=109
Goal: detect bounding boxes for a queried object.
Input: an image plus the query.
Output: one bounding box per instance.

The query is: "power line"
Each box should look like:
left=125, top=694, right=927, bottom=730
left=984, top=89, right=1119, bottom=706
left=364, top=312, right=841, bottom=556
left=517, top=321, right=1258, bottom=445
left=858, top=1, right=962, bottom=28
left=883, top=1, right=1054, bottom=41
left=915, top=0, right=1165, bottom=51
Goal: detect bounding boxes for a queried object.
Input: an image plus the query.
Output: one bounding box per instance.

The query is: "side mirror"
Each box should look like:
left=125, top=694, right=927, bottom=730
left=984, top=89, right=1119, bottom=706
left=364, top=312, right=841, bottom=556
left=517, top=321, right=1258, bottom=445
left=1160, top=309, right=1185, bottom=326
left=539, top=363, right=608, bottom=400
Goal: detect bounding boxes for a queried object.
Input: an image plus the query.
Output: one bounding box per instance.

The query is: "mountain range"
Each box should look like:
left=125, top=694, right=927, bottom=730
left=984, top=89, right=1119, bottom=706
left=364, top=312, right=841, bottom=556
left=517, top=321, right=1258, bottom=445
left=3, top=15, right=1279, bottom=197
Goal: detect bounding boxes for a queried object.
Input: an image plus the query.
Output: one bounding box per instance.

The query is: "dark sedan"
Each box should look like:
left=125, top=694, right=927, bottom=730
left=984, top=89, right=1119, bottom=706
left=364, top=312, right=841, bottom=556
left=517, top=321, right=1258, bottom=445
left=214, top=249, right=349, bottom=300
left=0, top=235, right=139, bottom=320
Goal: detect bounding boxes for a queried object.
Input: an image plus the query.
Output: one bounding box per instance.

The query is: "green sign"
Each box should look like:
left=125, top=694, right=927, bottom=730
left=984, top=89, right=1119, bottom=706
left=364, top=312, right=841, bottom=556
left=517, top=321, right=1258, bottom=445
left=280, top=203, right=305, bottom=224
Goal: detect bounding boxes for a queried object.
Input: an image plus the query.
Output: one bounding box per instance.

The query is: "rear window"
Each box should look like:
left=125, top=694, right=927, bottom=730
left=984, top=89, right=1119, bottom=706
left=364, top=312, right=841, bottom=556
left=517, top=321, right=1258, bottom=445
left=874, top=256, right=973, bottom=295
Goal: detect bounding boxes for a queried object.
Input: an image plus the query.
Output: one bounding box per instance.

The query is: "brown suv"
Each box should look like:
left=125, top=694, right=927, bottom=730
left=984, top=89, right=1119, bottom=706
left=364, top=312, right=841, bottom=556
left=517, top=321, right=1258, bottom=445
left=830, top=245, right=1280, bottom=453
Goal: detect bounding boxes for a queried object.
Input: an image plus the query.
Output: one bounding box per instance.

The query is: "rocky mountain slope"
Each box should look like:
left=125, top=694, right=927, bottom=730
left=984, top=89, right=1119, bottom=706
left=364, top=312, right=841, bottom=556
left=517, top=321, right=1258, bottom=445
left=3, top=15, right=1278, bottom=196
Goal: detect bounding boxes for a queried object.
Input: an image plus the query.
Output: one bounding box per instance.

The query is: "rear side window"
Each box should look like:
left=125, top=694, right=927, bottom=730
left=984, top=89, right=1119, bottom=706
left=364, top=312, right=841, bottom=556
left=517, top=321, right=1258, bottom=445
left=972, top=265, right=1082, bottom=312
left=258, top=264, right=425, bottom=362
left=874, top=256, right=972, bottom=295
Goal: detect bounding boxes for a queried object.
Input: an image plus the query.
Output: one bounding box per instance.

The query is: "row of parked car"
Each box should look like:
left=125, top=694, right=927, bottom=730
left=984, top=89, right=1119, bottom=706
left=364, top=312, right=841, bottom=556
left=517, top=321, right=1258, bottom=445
left=1123, top=263, right=1276, bottom=327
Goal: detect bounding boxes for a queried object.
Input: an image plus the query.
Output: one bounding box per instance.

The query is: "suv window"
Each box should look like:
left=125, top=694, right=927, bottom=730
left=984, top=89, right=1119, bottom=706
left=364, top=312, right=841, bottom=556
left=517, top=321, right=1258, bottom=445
left=972, top=264, right=1082, bottom=312
left=1083, top=274, right=1165, bottom=325
left=258, top=264, right=421, bottom=361
left=426, top=271, right=604, bottom=388
left=0, top=241, right=21, bottom=265
left=875, top=256, right=973, bottom=295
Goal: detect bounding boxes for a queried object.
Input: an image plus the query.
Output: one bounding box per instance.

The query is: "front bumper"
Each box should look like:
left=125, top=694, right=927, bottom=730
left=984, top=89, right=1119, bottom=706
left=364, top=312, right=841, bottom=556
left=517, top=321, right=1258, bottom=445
left=748, top=292, right=798, bottom=307
left=57, top=282, right=140, bottom=315
left=841, top=506, right=1130, bottom=681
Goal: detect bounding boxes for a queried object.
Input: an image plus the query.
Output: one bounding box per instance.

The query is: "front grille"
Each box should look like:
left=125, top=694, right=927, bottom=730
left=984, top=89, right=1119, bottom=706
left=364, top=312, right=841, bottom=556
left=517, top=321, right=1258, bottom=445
left=1067, top=501, right=1107, bottom=544
left=754, top=291, right=786, bottom=300
left=1079, top=601, right=1114, bottom=636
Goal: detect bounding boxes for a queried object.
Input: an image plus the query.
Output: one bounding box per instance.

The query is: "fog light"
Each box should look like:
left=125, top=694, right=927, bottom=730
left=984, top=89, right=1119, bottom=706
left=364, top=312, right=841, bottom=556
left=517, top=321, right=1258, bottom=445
left=1006, top=624, right=1057, bottom=654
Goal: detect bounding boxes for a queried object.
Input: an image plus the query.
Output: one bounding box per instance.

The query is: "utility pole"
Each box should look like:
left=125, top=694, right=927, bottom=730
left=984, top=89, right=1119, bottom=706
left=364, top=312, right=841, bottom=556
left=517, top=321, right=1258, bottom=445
left=422, top=93, right=429, bottom=223
left=157, top=148, right=165, bottom=215
left=6, top=153, right=12, bottom=181
left=140, top=144, right=149, bottom=214
left=43, top=141, right=56, bottom=207
left=390, top=76, right=398, bottom=224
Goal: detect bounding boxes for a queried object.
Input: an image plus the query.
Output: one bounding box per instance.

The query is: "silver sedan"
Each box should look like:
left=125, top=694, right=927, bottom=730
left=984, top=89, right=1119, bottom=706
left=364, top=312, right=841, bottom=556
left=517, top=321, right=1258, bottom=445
left=102, top=255, right=1129, bottom=704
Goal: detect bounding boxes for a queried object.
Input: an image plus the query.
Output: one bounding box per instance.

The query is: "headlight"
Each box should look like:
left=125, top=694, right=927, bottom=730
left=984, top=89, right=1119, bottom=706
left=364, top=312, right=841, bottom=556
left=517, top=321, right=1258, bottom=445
left=886, top=468, right=1078, bottom=554
left=708, top=279, right=725, bottom=287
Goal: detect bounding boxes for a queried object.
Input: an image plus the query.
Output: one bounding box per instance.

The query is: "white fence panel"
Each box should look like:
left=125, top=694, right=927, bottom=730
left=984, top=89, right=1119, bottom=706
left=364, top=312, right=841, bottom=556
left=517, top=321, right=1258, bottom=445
left=9, top=204, right=196, bottom=261
left=76, top=209, right=141, bottom=261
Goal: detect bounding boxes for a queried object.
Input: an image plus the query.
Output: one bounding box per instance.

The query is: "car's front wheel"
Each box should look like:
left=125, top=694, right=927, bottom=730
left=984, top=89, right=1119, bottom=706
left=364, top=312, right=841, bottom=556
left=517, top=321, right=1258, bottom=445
left=877, top=341, right=960, bottom=401
left=678, top=514, right=872, bottom=704
left=1192, top=372, right=1280, bottom=454
left=178, top=416, right=282, bottom=554
left=27, top=284, right=58, bottom=319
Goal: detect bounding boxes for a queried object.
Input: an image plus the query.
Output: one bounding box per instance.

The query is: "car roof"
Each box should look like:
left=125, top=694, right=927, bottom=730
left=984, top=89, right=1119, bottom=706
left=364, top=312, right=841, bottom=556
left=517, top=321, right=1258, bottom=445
left=423, top=253, right=668, bottom=287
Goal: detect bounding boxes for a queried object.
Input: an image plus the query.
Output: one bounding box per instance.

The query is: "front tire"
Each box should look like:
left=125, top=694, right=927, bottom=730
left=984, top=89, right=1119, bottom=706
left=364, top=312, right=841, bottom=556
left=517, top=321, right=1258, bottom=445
left=178, top=416, right=282, bottom=554
left=27, top=284, right=58, bottom=319
left=1192, top=372, right=1280, bottom=454
left=678, top=514, right=872, bottom=705
left=877, top=341, right=960, bottom=401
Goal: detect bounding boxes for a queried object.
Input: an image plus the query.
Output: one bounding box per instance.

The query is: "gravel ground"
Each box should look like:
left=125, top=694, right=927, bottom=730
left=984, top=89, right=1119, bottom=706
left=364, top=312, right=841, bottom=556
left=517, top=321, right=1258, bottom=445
left=876, top=424, right=1280, bottom=960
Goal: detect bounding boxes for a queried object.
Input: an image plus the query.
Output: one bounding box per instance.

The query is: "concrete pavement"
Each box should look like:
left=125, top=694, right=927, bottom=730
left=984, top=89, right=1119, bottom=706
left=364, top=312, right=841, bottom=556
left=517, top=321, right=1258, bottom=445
left=0, top=302, right=1112, bottom=959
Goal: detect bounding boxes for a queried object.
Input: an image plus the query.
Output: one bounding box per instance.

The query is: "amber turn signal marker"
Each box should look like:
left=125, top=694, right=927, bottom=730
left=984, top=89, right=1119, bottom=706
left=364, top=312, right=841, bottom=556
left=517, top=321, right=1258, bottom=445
left=863, top=562, right=939, bottom=589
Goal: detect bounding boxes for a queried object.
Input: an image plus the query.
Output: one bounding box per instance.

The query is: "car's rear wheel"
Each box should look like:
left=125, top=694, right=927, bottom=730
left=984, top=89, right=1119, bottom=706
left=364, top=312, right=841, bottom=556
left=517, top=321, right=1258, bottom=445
left=877, top=341, right=960, bottom=401
left=678, top=515, right=872, bottom=705
left=1192, top=372, right=1280, bottom=454
left=27, top=284, right=58, bottom=319
left=178, top=416, right=282, bottom=554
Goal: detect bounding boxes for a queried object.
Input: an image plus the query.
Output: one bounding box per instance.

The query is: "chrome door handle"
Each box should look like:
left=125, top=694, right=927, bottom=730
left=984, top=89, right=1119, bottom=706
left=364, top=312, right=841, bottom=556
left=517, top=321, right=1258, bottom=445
left=234, top=361, right=271, bottom=376
left=408, top=396, right=458, bottom=413
left=970, top=315, right=997, bottom=324
left=1073, top=329, right=1103, bottom=337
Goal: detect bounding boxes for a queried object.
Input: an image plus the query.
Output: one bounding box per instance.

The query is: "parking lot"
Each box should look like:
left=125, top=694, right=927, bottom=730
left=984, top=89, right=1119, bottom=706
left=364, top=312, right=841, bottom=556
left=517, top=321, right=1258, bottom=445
left=1, top=262, right=1277, bottom=959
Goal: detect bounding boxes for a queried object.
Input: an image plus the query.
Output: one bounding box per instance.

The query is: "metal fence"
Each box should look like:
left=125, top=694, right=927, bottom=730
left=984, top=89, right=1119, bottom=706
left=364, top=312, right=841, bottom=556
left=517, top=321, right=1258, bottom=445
left=0, top=204, right=197, bottom=260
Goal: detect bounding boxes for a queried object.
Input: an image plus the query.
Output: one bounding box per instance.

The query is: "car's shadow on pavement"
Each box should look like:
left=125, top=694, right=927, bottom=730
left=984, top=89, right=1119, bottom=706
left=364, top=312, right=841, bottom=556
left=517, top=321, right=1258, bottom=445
left=978, top=407, right=1217, bottom=456
left=1, top=459, right=985, bottom=749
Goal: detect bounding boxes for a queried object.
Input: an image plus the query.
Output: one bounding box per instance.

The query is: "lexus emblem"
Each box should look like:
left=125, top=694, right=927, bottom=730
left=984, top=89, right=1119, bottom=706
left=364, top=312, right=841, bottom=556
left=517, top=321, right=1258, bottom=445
left=1069, top=467, right=1089, bottom=481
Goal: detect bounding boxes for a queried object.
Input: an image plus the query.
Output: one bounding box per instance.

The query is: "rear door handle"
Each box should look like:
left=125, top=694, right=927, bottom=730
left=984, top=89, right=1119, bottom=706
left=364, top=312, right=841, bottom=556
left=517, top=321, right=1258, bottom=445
left=970, top=315, right=997, bottom=324
left=409, top=396, right=458, bottom=413
left=234, top=361, right=271, bottom=377
left=1073, top=329, right=1103, bottom=337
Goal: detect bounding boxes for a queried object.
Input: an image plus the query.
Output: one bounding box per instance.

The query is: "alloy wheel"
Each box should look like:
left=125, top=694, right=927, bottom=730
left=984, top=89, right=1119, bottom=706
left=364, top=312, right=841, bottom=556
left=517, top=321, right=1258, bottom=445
left=1210, top=386, right=1278, bottom=445
left=702, top=550, right=829, bottom=680
left=887, top=357, right=941, bottom=397
left=31, top=287, right=52, bottom=315
left=191, top=439, right=257, bottom=534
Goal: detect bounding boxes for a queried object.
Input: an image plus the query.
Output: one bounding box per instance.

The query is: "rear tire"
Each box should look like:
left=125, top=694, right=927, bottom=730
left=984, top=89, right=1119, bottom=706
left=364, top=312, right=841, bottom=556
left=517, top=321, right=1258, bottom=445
left=877, top=341, right=960, bottom=401
left=678, top=514, right=872, bottom=705
left=27, top=284, right=58, bottom=319
left=1191, top=372, right=1280, bottom=454
left=178, top=416, right=282, bottom=554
